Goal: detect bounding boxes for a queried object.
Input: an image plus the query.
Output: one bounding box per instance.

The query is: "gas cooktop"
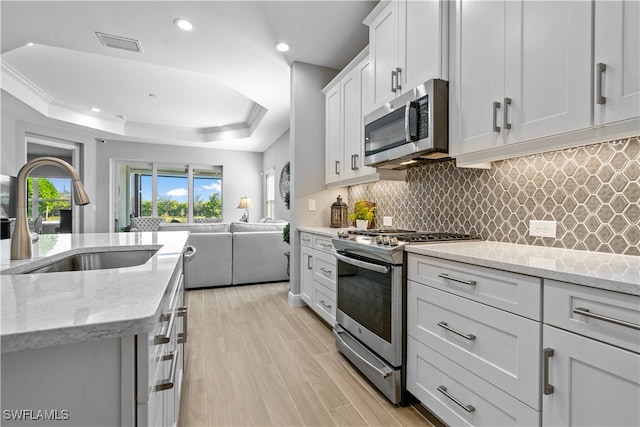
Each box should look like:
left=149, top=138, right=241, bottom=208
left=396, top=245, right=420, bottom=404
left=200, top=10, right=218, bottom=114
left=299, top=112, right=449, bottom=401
left=333, top=229, right=480, bottom=264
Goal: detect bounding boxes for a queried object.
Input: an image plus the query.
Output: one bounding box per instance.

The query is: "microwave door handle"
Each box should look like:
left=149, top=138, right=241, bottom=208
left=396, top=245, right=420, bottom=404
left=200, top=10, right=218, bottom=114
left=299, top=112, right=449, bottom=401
left=335, top=253, right=390, bottom=274
left=404, top=101, right=418, bottom=142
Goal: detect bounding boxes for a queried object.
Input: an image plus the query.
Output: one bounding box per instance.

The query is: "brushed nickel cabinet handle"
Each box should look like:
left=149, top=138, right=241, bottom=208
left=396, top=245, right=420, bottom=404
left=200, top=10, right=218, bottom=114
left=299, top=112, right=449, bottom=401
left=573, top=307, right=640, bottom=330
left=335, top=160, right=340, bottom=175
left=438, top=273, right=476, bottom=286
left=155, top=350, right=179, bottom=392
left=177, top=306, right=188, bottom=344
left=319, top=300, right=332, bottom=310
left=395, top=67, right=402, bottom=91
left=596, top=63, right=606, bottom=105
left=493, top=101, right=501, bottom=132
left=391, top=70, right=397, bottom=93
left=307, top=254, right=313, bottom=270
left=543, top=347, right=555, bottom=395
left=503, top=97, right=512, bottom=130
left=320, top=267, right=332, bottom=275
left=437, top=386, right=475, bottom=413
left=154, top=310, right=176, bottom=345
left=438, top=321, right=476, bottom=341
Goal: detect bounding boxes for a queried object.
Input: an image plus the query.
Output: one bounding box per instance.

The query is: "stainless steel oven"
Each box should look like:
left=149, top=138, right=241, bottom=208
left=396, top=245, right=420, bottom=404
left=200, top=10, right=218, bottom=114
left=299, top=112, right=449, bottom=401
left=333, top=229, right=479, bottom=405
left=334, top=251, right=404, bottom=403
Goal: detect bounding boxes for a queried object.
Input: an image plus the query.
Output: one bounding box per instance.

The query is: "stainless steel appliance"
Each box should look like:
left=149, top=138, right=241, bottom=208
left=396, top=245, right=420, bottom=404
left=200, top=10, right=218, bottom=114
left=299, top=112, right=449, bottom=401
left=364, top=79, right=449, bottom=170
left=332, top=229, right=477, bottom=404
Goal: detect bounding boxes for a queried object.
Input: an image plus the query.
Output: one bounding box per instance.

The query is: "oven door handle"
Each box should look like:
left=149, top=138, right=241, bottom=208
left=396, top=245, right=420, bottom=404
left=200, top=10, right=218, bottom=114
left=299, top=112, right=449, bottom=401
left=335, top=253, right=391, bottom=274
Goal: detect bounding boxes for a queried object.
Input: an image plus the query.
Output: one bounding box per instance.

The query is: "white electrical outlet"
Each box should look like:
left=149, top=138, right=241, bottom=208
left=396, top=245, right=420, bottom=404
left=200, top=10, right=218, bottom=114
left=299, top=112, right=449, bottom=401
left=529, top=220, right=557, bottom=238
left=308, top=199, right=316, bottom=211
left=383, top=216, right=393, bottom=226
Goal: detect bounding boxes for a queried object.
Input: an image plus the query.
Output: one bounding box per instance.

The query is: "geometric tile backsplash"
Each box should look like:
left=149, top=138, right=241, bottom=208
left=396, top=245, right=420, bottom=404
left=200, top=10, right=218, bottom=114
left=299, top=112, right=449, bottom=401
left=349, top=136, right=640, bottom=256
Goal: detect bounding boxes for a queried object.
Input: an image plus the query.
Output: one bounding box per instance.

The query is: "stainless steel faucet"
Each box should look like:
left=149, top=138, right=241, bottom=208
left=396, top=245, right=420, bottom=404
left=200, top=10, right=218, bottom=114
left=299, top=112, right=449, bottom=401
left=11, top=157, right=90, bottom=260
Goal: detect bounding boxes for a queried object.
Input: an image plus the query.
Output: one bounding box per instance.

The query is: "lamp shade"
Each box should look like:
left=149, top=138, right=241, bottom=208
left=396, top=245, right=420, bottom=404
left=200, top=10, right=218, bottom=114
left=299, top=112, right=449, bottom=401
left=237, top=197, right=254, bottom=209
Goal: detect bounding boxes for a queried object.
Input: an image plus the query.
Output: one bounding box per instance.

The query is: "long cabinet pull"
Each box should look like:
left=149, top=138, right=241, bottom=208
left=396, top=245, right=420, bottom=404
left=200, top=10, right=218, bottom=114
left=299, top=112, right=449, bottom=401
left=307, top=254, right=313, bottom=270
left=395, top=68, right=402, bottom=91
left=438, top=273, right=476, bottom=286
left=543, top=348, right=555, bottom=395
left=155, top=310, right=176, bottom=345
left=503, top=97, right=512, bottom=130
left=351, top=154, right=359, bottom=170
left=596, top=63, right=607, bottom=105
left=492, top=101, right=501, bottom=132
left=391, top=70, right=397, bottom=93
left=573, top=307, right=640, bottom=330
left=177, top=306, right=188, bottom=344
left=437, top=386, right=475, bottom=413
left=438, top=321, right=476, bottom=341
left=155, top=350, right=180, bottom=392
left=335, top=160, right=340, bottom=175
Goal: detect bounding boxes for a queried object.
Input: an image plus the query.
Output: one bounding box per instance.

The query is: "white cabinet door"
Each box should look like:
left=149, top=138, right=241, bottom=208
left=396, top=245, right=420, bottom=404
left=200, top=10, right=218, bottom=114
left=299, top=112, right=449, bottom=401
left=594, top=0, right=640, bottom=125
left=450, top=0, right=505, bottom=156
left=505, top=0, right=591, bottom=144
left=402, top=0, right=447, bottom=91
left=542, top=325, right=640, bottom=427
left=341, top=67, right=360, bottom=181
left=369, top=0, right=401, bottom=108
left=300, top=244, right=313, bottom=305
left=325, top=85, right=342, bottom=184
left=451, top=0, right=592, bottom=157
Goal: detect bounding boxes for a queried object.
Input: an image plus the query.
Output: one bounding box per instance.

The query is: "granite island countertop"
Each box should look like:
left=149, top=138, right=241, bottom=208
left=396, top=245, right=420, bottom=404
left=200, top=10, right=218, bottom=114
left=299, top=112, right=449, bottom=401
left=406, top=241, right=640, bottom=296
left=1, top=231, right=189, bottom=353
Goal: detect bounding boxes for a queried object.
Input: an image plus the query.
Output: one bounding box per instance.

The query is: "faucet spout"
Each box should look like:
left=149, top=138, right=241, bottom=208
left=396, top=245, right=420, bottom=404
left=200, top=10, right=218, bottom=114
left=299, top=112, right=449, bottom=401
left=11, top=157, right=90, bottom=260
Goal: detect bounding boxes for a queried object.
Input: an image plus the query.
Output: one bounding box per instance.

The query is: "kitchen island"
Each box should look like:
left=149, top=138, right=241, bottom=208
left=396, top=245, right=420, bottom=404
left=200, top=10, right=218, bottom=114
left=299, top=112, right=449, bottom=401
left=1, top=231, right=189, bottom=426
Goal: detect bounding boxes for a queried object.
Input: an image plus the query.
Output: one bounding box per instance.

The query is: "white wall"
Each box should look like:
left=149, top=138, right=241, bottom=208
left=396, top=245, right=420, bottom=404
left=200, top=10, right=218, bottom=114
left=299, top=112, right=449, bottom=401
left=262, top=129, right=290, bottom=222
left=289, top=62, right=346, bottom=300
left=96, top=139, right=262, bottom=232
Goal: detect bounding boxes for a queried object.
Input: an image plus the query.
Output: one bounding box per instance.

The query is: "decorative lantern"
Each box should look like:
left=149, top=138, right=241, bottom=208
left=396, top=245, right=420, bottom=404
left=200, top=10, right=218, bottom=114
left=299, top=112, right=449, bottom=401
left=330, top=195, right=349, bottom=228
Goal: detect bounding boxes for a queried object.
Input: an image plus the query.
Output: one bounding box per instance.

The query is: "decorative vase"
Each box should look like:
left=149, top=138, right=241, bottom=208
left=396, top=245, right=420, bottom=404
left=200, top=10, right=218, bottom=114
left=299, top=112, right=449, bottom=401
left=356, top=219, right=369, bottom=230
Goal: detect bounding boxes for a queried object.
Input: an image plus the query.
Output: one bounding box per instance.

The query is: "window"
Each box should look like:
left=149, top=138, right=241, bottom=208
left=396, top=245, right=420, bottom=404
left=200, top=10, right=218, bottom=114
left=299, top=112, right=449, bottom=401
left=264, top=168, right=275, bottom=220
left=117, top=162, right=222, bottom=226
left=27, top=177, right=71, bottom=220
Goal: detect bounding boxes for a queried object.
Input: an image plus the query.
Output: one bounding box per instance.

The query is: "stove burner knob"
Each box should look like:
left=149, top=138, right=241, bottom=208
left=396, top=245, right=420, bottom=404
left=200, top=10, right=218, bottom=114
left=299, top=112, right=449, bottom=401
left=337, top=231, right=349, bottom=238
left=390, top=237, right=399, bottom=246
left=383, top=236, right=391, bottom=245
left=375, top=235, right=384, bottom=244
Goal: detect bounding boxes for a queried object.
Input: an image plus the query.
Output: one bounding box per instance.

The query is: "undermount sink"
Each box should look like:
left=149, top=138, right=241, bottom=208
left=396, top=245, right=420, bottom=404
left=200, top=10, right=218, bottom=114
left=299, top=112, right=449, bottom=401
left=3, top=247, right=160, bottom=274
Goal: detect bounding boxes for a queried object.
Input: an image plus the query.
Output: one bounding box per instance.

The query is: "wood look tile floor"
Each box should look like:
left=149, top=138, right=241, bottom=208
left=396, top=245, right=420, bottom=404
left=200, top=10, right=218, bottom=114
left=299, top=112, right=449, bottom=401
left=178, top=282, right=435, bottom=427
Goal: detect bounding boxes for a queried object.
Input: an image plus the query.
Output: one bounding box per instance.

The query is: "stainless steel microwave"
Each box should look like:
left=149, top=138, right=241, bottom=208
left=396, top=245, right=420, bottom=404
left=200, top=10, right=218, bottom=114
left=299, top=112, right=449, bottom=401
left=364, top=79, right=449, bottom=169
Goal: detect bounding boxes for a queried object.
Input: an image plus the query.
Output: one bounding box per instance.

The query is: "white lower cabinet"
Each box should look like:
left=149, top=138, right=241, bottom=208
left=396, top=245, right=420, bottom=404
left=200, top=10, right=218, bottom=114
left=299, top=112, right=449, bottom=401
left=406, top=253, right=541, bottom=426
left=299, top=231, right=337, bottom=325
left=407, top=337, right=540, bottom=427
left=542, top=280, right=640, bottom=427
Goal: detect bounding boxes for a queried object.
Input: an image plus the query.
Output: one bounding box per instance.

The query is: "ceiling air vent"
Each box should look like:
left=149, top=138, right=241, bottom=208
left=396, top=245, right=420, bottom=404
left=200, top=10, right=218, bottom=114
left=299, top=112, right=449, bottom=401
left=95, top=32, right=142, bottom=53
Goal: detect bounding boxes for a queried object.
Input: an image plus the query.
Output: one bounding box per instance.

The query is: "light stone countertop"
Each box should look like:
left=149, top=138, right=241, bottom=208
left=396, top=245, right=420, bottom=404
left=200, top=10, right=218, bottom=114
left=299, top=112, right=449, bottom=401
left=406, top=241, right=640, bottom=296
left=1, top=231, right=189, bottom=353
left=298, top=226, right=348, bottom=238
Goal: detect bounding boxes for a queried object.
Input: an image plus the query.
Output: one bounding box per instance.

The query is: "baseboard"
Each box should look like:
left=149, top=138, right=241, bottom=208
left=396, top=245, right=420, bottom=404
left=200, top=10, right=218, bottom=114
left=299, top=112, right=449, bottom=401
left=288, top=291, right=305, bottom=307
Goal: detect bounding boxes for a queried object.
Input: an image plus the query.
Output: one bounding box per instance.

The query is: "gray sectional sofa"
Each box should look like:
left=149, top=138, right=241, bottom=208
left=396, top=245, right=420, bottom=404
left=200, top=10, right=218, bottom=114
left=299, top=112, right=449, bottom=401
left=156, top=221, right=289, bottom=289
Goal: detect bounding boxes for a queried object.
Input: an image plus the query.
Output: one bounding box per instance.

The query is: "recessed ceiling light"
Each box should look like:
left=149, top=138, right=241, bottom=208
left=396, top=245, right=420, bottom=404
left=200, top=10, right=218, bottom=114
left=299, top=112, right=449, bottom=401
left=275, top=41, right=290, bottom=52
left=27, top=42, right=34, bottom=47
left=174, top=18, right=195, bottom=32
left=148, top=93, right=159, bottom=99
left=91, top=107, right=100, bottom=113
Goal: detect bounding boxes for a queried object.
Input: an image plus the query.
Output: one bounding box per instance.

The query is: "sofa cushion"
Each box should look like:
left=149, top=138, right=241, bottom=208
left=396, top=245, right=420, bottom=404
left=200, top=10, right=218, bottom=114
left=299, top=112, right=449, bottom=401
left=230, top=221, right=286, bottom=233
left=158, top=222, right=230, bottom=233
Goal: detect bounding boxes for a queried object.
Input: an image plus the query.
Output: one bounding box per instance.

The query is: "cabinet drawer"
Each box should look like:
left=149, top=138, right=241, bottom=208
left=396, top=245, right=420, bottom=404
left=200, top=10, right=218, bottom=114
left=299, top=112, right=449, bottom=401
left=407, top=337, right=540, bottom=427
left=407, top=254, right=541, bottom=320
left=313, top=235, right=335, bottom=254
left=313, top=250, right=337, bottom=291
left=313, top=282, right=336, bottom=326
left=544, top=280, right=640, bottom=353
left=300, top=232, right=313, bottom=248
left=408, top=281, right=540, bottom=409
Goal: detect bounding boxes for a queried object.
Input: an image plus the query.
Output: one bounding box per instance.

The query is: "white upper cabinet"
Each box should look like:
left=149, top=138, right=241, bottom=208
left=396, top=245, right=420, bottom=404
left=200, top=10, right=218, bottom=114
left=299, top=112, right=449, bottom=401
left=450, top=0, right=592, bottom=157
left=365, top=0, right=448, bottom=112
left=594, top=0, right=640, bottom=126
left=324, top=49, right=405, bottom=187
